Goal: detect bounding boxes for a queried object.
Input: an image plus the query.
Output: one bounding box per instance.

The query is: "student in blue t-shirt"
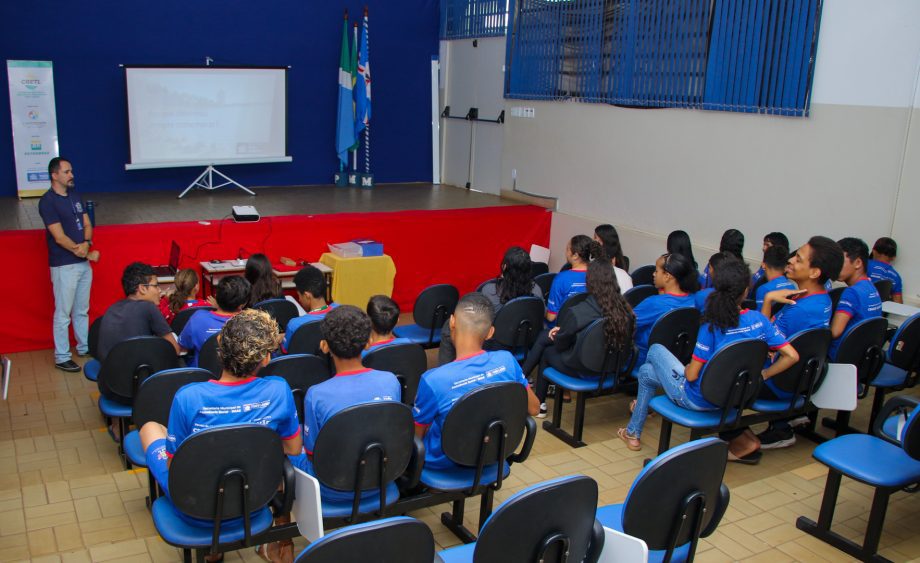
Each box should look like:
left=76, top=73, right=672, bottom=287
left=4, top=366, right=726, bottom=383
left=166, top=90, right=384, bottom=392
left=362, top=295, right=412, bottom=358
left=750, top=232, right=790, bottom=289
left=699, top=229, right=744, bottom=289
left=868, top=237, right=903, bottom=304
left=754, top=245, right=796, bottom=310
left=633, top=252, right=699, bottom=368
left=693, top=252, right=733, bottom=313
left=296, top=305, right=401, bottom=503
left=140, top=309, right=302, bottom=561
left=666, top=230, right=699, bottom=272
left=414, top=293, right=540, bottom=470
left=282, top=265, right=336, bottom=353
left=178, top=275, right=249, bottom=367
left=620, top=260, right=798, bottom=461
left=545, top=235, right=602, bottom=322
left=829, top=238, right=883, bottom=359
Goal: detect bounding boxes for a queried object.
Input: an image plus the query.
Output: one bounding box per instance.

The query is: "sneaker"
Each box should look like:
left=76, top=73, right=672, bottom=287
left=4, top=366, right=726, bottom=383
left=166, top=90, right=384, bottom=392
left=787, top=415, right=811, bottom=428
left=55, top=360, right=81, bottom=373
left=536, top=403, right=548, bottom=419
left=76, top=350, right=91, bottom=358
left=757, top=426, right=795, bottom=449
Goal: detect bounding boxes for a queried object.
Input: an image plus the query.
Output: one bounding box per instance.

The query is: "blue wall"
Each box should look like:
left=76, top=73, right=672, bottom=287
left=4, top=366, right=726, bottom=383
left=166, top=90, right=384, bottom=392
left=0, top=1, right=439, bottom=195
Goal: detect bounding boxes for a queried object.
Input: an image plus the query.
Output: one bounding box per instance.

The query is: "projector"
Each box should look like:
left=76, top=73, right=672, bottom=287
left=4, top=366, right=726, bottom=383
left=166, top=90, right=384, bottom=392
left=232, top=205, right=260, bottom=222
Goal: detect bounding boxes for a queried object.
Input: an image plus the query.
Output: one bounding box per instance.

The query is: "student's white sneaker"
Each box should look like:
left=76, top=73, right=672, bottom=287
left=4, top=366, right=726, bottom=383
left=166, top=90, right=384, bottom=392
left=536, top=403, right=548, bottom=419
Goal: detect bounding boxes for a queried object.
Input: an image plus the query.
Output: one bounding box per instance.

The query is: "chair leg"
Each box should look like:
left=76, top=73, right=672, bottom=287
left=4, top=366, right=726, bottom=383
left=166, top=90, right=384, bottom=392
left=118, top=417, right=131, bottom=470
left=863, top=487, right=892, bottom=556
left=478, top=487, right=495, bottom=532
left=795, top=410, right=829, bottom=445
left=572, top=392, right=586, bottom=444
left=182, top=549, right=192, bottom=563
left=822, top=410, right=860, bottom=437
left=868, top=388, right=888, bottom=433
left=440, top=498, right=476, bottom=544
left=542, top=387, right=587, bottom=448
left=657, top=419, right=673, bottom=455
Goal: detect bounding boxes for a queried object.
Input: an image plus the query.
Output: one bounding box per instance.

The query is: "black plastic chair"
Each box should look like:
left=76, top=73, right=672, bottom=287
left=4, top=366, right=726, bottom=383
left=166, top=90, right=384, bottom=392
left=542, top=319, right=635, bottom=448
left=294, top=517, right=434, bottom=563
left=313, top=402, right=415, bottom=524
left=287, top=319, right=324, bottom=356
left=254, top=298, right=299, bottom=333
left=555, top=291, right=589, bottom=323
left=393, top=284, right=459, bottom=349
left=597, top=438, right=731, bottom=563
left=258, top=354, right=331, bottom=421
left=198, top=333, right=222, bottom=378
left=171, top=306, right=215, bottom=336
left=530, top=262, right=549, bottom=278
left=475, top=278, right=499, bottom=292
left=436, top=475, right=605, bottom=562
left=121, top=367, right=214, bottom=508
left=829, top=286, right=845, bottom=312
left=532, top=273, right=556, bottom=302
left=630, top=264, right=655, bottom=287
left=822, top=317, right=889, bottom=437
left=866, top=313, right=920, bottom=430
left=362, top=344, right=428, bottom=405
left=83, top=316, right=105, bottom=381
left=651, top=339, right=768, bottom=454
left=647, top=307, right=700, bottom=365
left=624, top=284, right=657, bottom=308
left=490, top=296, right=545, bottom=362
left=151, top=425, right=290, bottom=561
left=874, top=279, right=893, bottom=303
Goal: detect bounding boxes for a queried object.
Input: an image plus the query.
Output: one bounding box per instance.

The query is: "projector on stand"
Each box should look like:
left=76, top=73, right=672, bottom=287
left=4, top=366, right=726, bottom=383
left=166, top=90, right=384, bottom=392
left=232, top=205, right=260, bottom=222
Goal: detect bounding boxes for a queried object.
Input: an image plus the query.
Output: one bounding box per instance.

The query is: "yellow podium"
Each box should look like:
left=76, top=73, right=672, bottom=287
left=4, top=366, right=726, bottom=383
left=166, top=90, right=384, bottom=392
left=319, top=253, right=397, bottom=307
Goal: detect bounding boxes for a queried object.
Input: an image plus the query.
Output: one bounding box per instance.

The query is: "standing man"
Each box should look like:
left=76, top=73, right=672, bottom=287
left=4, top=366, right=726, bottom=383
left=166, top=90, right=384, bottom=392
left=38, top=157, right=92, bottom=372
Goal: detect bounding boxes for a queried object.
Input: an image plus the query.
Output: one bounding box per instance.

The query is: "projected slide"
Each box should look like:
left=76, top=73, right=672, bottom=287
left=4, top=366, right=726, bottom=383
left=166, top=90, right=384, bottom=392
left=125, top=67, right=290, bottom=169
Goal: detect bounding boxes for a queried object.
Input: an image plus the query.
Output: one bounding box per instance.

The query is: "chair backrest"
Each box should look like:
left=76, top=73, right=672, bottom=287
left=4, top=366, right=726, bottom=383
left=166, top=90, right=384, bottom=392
left=473, top=475, right=599, bottom=563
left=901, top=406, right=920, bottom=460
left=556, top=292, right=589, bottom=323
left=491, top=296, right=545, bottom=350
left=97, top=336, right=179, bottom=403
left=533, top=273, right=556, bottom=301
left=441, top=382, right=528, bottom=471
left=530, top=262, right=549, bottom=278
left=572, top=319, right=633, bottom=382
left=887, top=312, right=920, bottom=372
left=648, top=307, right=700, bottom=365
left=874, top=279, right=893, bottom=303
left=698, top=339, right=768, bottom=415
left=168, top=425, right=285, bottom=520
left=362, top=344, right=428, bottom=405
left=88, top=316, right=103, bottom=359
left=132, top=368, right=213, bottom=428
left=768, top=328, right=832, bottom=399
left=254, top=298, right=300, bottom=332
left=288, top=319, right=324, bottom=356
left=294, top=517, right=434, bottom=563
left=476, top=278, right=500, bottom=292
left=258, top=354, right=331, bottom=421
left=622, top=438, right=729, bottom=558
left=630, top=265, right=655, bottom=287
left=624, top=284, right=657, bottom=308
left=312, top=403, right=414, bottom=505
left=829, top=286, right=845, bottom=311
left=412, top=284, right=459, bottom=329
left=198, top=333, right=222, bottom=378
left=171, top=306, right=215, bottom=335
left=835, top=317, right=888, bottom=386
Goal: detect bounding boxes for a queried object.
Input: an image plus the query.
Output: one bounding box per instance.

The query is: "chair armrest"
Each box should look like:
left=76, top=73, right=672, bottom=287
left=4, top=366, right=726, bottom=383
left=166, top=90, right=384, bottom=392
left=508, top=416, right=537, bottom=464
left=701, top=483, right=730, bottom=538
left=583, top=518, right=606, bottom=563
left=871, top=395, right=920, bottom=443
left=270, top=457, right=296, bottom=515
left=401, top=435, right=426, bottom=490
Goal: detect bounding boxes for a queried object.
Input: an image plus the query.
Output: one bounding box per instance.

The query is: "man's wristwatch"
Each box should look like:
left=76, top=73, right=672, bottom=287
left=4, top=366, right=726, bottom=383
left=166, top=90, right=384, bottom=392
left=85, top=239, right=93, bottom=246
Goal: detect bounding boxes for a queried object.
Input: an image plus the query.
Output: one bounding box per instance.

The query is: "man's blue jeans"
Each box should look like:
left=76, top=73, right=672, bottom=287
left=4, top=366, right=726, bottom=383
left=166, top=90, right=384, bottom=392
left=50, top=261, right=92, bottom=363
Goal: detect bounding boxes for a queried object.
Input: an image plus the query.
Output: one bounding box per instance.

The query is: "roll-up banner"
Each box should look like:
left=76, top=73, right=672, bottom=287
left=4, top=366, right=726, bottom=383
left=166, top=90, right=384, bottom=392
left=7, top=60, right=59, bottom=198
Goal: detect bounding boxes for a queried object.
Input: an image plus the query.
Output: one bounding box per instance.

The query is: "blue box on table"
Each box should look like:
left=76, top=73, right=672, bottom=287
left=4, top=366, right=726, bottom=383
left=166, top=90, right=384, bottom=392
left=352, top=239, right=383, bottom=257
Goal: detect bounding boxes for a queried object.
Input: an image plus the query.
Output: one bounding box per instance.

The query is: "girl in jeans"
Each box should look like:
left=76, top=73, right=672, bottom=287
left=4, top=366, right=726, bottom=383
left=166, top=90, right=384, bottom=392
left=619, top=258, right=798, bottom=460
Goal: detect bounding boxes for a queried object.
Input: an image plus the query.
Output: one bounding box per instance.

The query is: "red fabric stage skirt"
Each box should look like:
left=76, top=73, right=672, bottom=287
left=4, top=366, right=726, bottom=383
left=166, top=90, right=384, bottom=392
left=3, top=205, right=551, bottom=353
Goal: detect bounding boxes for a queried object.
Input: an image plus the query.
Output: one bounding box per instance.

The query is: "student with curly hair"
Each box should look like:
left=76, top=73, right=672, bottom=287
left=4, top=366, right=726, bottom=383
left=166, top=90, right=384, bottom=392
left=158, top=268, right=209, bottom=323
left=620, top=259, right=798, bottom=461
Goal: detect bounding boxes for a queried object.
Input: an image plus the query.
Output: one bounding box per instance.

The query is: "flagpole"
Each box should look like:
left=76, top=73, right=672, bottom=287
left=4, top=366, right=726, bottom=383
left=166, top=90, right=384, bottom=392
left=351, top=21, right=359, bottom=175
left=364, top=7, right=371, bottom=175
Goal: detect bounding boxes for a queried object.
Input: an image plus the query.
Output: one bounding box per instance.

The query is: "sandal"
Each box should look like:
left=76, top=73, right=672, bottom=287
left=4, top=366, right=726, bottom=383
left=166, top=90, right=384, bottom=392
left=256, top=540, right=294, bottom=563
left=618, top=428, right=641, bottom=451
left=727, top=450, right=762, bottom=465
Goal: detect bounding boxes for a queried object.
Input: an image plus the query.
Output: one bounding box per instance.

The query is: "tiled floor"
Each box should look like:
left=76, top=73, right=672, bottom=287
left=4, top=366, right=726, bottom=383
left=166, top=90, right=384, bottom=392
left=1, top=346, right=918, bottom=562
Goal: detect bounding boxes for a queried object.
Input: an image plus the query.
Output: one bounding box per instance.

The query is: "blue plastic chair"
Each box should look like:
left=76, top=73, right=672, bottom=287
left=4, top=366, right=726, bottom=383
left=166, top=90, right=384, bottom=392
left=393, top=284, right=459, bottom=348
left=294, top=517, right=433, bottom=563
left=865, top=312, right=920, bottom=430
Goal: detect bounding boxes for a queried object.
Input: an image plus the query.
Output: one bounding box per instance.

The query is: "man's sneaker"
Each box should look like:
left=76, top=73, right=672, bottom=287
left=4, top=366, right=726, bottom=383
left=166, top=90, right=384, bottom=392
left=55, top=360, right=81, bottom=373
left=787, top=415, right=811, bottom=428
left=536, top=403, right=548, bottom=419
left=757, top=426, right=795, bottom=450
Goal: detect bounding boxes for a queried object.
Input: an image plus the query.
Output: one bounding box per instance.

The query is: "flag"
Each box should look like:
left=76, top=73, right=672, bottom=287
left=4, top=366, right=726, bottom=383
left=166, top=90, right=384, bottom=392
left=354, top=9, right=371, bottom=138
left=335, top=12, right=355, bottom=167
left=349, top=22, right=360, bottom=153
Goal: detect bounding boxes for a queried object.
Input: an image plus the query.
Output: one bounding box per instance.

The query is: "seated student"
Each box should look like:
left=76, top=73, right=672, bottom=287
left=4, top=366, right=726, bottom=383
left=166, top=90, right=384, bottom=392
left=666, top=230, right=699, bottom=271
left=414, top=293, right=540, bottom=470
left=829, top=237, right=883, bottom=359
left=139, top=309, right=301, bottom=562
left=619, top=259, right=798, bottom=461
left=177, top=276, right=250, bottom=367
left=363, top=295, right=412, bottom=358
left=529, top=260, right=635, bottom=417
left=693, top=252, right=733, bottom=313
left=98, top=262, right=179, bottom=363
left=297, top=306, right=401, bottom=503
left=633, top=252, right=698, bottom=367
left=868, top=237, right=904, bottom=303
left=750, top=232, right=790, bottom=288
left=245, top=252, right=283, bottom=307
left=594, top=224, right=633, bottom=291
left=439, top=246, right=543, bottom=365
left=281, top=265, right=335, bottom=353
left=546, top=236, right=602, bottom=323
left=754, top=245, right=795, bottom=310
left=756, top=236, right=843, bottom=449
left=158, top=268, right=209, bottom=324
left=699, top=228, right=744, bottom=289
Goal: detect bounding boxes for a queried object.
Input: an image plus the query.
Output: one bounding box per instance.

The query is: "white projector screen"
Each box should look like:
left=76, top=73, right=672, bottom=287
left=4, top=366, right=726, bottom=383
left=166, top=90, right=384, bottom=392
left=124, top=66, right=291, bottom=170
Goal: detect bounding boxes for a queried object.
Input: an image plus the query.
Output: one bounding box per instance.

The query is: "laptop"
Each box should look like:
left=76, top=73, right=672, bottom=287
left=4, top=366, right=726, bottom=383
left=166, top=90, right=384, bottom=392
left=152, top=241, right=180, bottom=277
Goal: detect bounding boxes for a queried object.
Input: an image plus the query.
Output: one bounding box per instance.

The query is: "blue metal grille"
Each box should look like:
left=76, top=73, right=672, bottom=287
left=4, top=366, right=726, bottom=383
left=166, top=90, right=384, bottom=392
left=505, top=0, right=823, bottom=116
left=441, top=0, right=509, bottom=39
